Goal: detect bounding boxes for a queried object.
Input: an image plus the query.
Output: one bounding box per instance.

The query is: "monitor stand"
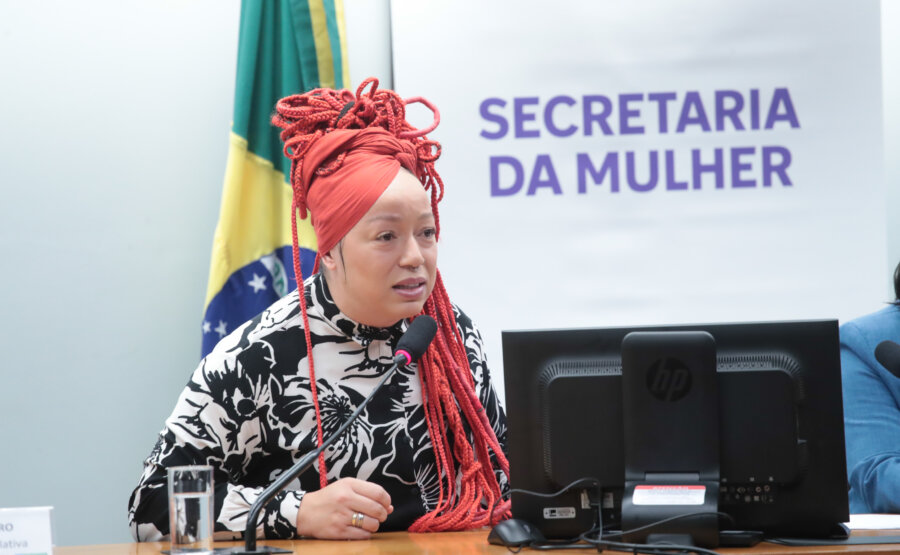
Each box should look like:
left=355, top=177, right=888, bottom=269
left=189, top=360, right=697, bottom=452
left=620, top=331, right=720, bottom=548
left=622, top=476, right=720, bottom=548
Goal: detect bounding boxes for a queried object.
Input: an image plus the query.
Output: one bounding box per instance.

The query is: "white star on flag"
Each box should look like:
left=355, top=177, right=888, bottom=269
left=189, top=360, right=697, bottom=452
left=202, top=321, right=211, bottom=334
left=248, top=273, right=267, bottom=293
left=215, top=320, right=228, bottom=338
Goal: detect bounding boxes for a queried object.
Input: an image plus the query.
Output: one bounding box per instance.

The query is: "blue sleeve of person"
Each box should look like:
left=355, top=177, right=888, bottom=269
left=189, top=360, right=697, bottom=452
left=841, top=306, right=900, bottom=513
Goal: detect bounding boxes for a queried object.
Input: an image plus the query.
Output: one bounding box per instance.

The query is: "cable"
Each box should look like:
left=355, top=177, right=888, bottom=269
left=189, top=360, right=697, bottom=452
left=489, top=476, right=601, bottom=525
left=601, top=511, right=736, bottom=539
left=582, top=537, right=723, bottom=555
left=493, top=482, right=732, bottom=554
left=523, top=527, right=723, bottom=555
left=511, top=478, right=602, bottom=498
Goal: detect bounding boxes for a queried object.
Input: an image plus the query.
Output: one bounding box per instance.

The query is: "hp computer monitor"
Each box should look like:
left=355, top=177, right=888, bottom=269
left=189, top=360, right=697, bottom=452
left=502, top=319, right=848, bottom=545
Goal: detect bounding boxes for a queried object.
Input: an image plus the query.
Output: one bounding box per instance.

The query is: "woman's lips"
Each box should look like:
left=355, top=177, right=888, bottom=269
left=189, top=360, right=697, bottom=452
left=393, top=278, right=427, bottom=299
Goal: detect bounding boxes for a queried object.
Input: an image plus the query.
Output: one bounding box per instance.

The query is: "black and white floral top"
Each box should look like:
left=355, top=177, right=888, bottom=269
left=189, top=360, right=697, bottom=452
left=127, top=272, right=507, bottom=541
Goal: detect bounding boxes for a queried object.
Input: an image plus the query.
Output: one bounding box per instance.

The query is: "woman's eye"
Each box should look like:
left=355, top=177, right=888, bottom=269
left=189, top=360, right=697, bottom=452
left=377, top=232, right=395, bottom=241
left=422, top=228, right=437, bottom=239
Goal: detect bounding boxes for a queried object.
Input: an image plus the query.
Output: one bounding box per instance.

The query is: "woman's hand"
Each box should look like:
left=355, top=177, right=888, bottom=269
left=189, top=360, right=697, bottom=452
left=296, top=477, right=394, bottom=539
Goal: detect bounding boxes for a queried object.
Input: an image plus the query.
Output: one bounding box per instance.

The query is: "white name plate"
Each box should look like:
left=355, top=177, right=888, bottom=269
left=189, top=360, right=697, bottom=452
left=0, top=506, right=54, bottom=555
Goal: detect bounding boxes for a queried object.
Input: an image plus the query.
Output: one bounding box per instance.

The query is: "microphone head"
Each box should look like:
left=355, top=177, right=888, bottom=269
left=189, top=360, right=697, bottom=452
left=396, top=315, right=438, bottom=365
left=875, top=340, right=900, bottom=379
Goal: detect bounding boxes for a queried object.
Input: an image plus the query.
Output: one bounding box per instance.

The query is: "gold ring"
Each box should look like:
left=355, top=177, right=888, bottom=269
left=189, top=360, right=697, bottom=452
left=351, top=511, right=365, bottom=528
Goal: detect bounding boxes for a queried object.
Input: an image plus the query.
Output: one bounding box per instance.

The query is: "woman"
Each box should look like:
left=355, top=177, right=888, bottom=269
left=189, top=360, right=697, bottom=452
left=128, top=78, right=510, bottom=540
left=842, top=260, right=900, bottom=513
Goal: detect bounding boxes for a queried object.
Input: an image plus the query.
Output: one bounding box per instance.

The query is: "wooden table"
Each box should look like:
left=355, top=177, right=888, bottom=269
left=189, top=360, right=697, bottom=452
left=53, top=529, right=900, bottom=554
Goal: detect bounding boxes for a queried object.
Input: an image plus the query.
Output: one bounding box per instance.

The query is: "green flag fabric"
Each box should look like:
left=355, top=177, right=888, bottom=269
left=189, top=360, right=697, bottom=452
left=201, top=0, right=349, bottom=356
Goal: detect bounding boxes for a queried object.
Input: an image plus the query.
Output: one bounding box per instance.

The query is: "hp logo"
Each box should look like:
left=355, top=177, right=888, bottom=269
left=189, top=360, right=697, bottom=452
left=646, top=358, right=692, bottom=401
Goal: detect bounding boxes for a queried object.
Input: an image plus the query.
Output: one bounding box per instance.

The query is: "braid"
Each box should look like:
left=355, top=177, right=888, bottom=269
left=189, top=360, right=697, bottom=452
left=290, top=198, right=329, bottom=488
left=409, top=273, right=510, bottom=531
left=273, top=78, right=510, bottom=530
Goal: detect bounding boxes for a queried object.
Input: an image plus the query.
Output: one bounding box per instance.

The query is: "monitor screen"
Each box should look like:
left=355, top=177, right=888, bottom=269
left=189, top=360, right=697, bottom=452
left=501, top=319, right=849, bottom=543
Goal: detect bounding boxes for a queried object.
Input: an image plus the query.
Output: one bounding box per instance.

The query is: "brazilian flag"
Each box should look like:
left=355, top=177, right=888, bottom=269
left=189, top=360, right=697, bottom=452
left=201, top=0, right=350, bottom=357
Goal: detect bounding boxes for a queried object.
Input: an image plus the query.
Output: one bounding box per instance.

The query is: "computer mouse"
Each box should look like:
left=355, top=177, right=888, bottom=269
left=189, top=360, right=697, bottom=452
left=487, top=518, right=546, bottom=547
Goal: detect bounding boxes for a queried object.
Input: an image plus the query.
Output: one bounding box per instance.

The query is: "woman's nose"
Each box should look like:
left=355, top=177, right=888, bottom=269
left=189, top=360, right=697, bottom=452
left=400, top=235, right=426, bottom=268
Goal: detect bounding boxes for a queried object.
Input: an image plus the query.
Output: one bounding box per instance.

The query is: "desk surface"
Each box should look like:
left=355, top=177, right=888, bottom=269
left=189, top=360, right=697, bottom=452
left=54, top=529, right=900, bottom=554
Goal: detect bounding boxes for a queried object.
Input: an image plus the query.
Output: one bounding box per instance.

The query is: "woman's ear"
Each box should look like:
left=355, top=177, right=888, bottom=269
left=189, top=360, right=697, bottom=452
left=319, top=248, right=338, bottom=272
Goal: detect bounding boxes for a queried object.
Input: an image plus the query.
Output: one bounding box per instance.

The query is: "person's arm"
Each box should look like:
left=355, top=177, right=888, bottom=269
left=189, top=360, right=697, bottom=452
left=127, top=356, right=304, bottom=541
left=842, top=319, right=900, bottom=513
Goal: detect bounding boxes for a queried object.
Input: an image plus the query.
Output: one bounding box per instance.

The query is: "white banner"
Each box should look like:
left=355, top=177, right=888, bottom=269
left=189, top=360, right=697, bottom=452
left=391, top=0, right=886, bottom=396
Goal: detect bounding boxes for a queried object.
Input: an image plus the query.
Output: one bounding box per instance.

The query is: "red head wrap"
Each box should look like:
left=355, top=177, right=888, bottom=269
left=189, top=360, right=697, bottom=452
left=273, top=77, right=445, bottom=261
left=298, top=127, right=419, bottom=256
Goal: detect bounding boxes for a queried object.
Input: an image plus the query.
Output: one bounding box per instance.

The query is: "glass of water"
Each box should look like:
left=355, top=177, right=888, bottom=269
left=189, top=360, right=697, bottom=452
left=168, top=465, right=214, bottom=554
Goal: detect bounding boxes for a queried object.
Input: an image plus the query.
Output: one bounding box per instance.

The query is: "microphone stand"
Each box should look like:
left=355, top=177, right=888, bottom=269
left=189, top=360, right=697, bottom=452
left=222, top=353, right=409, bottom=554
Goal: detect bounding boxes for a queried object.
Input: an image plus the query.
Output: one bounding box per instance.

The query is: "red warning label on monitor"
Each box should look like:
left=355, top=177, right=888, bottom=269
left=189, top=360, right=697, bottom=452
left=633, top=485, right=706, bottom=505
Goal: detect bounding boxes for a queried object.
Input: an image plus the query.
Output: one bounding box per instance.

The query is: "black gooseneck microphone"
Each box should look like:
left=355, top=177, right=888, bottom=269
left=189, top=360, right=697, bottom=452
left=875, top=340, right=900, bottom=379
left=225, top=315, right=438, bottom=555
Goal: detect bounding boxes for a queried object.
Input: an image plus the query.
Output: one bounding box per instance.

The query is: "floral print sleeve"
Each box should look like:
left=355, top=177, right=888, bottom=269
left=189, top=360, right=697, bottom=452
left=128, top=295, right=310, bottom=541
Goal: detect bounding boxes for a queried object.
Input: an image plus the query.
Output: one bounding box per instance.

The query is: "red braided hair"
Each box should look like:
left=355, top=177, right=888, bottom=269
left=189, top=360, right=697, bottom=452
left=271, top=78, right=510, bottom=531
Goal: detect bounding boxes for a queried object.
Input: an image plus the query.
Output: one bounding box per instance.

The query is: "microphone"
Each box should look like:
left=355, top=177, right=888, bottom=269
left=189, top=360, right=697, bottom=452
left=231, top=315, right=438, bottom=554
left=394, top=313, right=438, bottom=365
left=875, top=340, right=900, bottom=379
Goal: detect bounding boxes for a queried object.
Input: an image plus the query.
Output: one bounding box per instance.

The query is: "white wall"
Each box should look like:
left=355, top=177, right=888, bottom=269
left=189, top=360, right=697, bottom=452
left=344, top=0, right=393, bottom=89
left=0, top=0, right=896, bottom=547
left=0, top=0, right=240, bottom=546
left=884, top=0, right=900, bottom=280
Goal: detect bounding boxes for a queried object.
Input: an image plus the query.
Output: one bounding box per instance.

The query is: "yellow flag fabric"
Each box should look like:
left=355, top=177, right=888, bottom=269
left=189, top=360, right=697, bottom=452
left=201, top=0, right=349, bottom=356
